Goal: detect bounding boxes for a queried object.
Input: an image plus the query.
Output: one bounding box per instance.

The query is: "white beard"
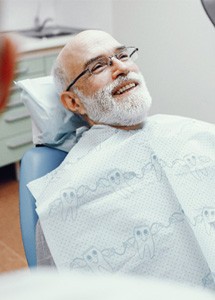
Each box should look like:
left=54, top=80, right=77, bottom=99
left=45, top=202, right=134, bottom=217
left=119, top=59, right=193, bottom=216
left=74, top=72, right=152, bottom=126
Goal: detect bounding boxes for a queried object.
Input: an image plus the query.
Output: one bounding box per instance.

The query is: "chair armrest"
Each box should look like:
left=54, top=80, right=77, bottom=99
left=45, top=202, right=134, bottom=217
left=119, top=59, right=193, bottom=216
left=19, top=146, right=67, bottom=267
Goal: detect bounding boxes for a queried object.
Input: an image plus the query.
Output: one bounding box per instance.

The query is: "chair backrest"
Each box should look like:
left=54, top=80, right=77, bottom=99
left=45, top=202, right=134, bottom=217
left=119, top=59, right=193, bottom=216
left=19, top=146, right=67, bottom=267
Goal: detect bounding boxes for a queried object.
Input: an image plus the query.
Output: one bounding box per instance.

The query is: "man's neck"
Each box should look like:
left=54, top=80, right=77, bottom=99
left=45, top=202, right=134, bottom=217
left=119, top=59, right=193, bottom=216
left=84, top=115, right=143, bottom=130
left=110, top=123, right=143, bottom=130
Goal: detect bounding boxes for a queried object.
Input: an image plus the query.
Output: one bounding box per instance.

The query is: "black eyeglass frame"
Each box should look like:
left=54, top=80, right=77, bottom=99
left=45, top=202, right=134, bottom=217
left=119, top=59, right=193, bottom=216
left=65, top=46, right=138, bottom=91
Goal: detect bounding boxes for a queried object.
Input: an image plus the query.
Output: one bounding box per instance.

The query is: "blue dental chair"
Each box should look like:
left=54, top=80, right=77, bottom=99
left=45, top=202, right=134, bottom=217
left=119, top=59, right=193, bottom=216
left=19, top=146, right=67, bottom=267
left=17, top=76, right=86, bottom=267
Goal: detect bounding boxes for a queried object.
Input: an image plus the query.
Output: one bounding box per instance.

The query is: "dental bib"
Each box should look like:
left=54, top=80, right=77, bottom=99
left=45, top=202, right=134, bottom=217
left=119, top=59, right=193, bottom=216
left=28, top=114, right=215, bottom=289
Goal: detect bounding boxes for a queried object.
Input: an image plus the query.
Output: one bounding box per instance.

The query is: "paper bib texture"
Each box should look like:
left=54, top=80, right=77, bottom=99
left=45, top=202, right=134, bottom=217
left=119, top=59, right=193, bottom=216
left=28, top=115, right=215, bottom=289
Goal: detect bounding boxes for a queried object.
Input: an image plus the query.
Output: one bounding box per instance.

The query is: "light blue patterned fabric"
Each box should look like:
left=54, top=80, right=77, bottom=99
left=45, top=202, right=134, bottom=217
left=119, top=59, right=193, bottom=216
left=28, top=114, right=215, bottom=290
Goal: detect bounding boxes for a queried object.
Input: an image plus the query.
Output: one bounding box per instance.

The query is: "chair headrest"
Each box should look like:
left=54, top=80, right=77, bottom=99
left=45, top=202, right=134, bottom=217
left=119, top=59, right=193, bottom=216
left=16, top=76, right=88, bottom=152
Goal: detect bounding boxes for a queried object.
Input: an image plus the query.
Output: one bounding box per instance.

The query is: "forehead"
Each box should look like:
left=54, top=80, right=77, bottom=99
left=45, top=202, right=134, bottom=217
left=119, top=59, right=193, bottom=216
left=60, top=31, right=123, bottom=81
left=72, top=32, right=122, bottom=69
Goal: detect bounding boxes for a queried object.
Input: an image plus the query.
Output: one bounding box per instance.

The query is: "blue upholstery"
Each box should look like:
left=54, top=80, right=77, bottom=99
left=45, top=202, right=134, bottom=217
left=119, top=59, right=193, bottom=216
left=19, top=146, right=67, bottom=267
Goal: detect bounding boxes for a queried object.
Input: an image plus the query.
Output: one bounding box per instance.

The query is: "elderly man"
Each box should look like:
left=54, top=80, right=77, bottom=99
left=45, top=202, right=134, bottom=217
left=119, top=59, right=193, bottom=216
left=52, top=30, right=151, bottom=130
left=29, top=30, right=215, bottom=290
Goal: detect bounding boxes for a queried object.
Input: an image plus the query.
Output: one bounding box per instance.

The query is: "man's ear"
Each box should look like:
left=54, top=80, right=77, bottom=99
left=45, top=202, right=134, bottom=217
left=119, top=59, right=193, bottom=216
left=61, top=91, right=86, bottom=115
left=0, top=36, right=17, bottom=111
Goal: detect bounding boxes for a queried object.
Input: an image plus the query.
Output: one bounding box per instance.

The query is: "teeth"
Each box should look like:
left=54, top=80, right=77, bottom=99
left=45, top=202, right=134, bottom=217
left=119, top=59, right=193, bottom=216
left=116, top=83, right=136, bottom=95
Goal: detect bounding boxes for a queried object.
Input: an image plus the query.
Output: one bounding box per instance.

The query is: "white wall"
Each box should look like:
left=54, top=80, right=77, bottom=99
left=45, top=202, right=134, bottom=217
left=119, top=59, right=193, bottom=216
left=1, top=0, right=56, bottom=31
left=113, top=0, right=215, bottom=123
left=1, top=0, right=113, bottom=33
left=53, top=0, right=113, bottom=33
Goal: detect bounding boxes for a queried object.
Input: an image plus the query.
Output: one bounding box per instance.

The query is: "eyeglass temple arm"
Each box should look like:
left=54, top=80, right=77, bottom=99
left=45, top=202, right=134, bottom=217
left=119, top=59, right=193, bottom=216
left=66, top=69, right=89, bottom=91
left=130, top=47, right=138, bottom=57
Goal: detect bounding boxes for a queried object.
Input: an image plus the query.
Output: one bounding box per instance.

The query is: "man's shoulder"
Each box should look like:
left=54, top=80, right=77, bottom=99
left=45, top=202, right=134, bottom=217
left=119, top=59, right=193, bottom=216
left=148, top=114, right=213, bottom=127
left=146, top=114, right=214, bottom=139
left=148, top=114, right=194, bottom=124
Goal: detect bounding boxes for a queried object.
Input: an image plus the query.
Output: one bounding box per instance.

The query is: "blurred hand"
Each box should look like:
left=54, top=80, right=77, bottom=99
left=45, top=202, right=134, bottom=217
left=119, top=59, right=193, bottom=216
left=0, top=35, right=17, bottom=111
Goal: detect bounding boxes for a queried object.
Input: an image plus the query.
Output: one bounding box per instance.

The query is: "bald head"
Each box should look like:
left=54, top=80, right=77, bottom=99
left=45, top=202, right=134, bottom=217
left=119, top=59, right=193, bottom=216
left=59, top=30, right=120, bottom=67
left=52, top=30, right=121, bottom=93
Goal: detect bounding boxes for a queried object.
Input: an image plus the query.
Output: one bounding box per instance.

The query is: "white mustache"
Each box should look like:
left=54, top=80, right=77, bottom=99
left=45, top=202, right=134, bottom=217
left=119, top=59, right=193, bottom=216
left=95, top=72, right=144, bottom=97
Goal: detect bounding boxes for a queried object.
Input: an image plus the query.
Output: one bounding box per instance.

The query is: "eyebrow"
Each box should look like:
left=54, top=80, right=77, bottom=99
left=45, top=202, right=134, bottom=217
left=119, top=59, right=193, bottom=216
left=83, top=45, right=126, bottom=69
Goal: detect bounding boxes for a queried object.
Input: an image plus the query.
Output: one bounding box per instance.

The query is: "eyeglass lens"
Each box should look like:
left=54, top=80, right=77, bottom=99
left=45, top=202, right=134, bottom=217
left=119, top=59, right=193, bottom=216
left=89, top=47, right=138, bottom=74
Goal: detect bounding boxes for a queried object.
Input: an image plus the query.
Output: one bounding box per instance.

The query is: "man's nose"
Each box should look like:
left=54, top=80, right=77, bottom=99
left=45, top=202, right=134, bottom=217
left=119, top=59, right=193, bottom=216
left=110, top=57, right=129, bottom=79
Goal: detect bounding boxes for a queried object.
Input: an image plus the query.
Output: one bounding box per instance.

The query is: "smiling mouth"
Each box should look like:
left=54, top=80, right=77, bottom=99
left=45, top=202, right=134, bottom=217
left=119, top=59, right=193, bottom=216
left=112, top=82, right=138, bottom=96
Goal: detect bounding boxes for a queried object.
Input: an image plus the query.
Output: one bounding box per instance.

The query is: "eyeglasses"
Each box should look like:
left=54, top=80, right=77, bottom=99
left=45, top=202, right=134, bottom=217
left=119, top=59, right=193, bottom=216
left=65, top=46, right=138, bottom=91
